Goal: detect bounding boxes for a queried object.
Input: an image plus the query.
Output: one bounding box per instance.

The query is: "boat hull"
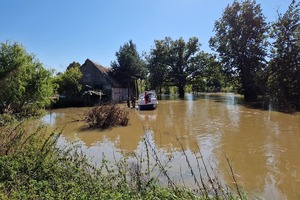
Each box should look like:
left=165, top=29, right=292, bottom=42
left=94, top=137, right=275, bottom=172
left=138, top=103, right=157, bottom=110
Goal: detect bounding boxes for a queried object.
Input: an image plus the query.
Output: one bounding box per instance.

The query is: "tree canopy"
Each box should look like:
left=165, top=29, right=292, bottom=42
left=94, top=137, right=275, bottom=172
left=0, top=41, right=54, bottom=115
left=146, top=40, right=169, bottom=93
left=54, top=62, right=83, bottom=97
left=209, top=0, right=268, bottom=101
left=148, top=37, right=204, bottom=98
left=268, top=0, right=300, bottom=111
left=66, top=61, right=81, bottom=71
left=199, top=53, right=224, bottom=92
left=111, top=40, right=147, bottom=96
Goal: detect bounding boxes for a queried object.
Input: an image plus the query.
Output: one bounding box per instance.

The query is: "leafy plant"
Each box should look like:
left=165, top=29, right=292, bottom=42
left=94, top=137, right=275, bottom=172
left=0, top=41, right=54, bottom=116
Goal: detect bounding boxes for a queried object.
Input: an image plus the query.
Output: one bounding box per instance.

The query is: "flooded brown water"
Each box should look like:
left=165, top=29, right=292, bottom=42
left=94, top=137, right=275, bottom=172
left=33, top=93, right=300, bottom=199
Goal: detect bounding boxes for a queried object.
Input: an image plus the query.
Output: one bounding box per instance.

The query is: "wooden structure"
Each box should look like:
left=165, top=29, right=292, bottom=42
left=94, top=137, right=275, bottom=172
left=80, top=59, right=128, bottom=103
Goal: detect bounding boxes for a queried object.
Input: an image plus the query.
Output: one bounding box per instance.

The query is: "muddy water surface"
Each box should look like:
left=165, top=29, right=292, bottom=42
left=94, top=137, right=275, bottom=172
left=33, top=93, right=300, bottom=199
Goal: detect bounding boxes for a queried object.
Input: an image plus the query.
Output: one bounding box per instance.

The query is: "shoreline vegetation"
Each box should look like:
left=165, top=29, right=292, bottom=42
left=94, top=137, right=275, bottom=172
left=0, top=124, right=247, bottom=199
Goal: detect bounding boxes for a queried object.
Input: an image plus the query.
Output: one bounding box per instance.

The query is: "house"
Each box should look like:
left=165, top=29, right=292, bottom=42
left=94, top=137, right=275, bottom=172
left=80, top=59, right=128, bottom=103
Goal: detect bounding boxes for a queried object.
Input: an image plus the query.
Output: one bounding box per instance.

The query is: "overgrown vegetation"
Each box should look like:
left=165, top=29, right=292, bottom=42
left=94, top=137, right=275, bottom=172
left=0, top=41, right=54, bottom=117
left=53, top=61, right=83, bottom=98
left=0, top=125, right=246, bottom=199
left=268, top=0, right=300, bottom=112
left=85, top=104, right=129, bottom=129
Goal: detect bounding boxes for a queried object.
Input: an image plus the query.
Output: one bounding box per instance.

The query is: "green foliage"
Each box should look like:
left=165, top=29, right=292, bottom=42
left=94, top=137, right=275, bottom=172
left=0, top=41, right=54, bottom=116
left=268, top=0, right=300, bottom=111
left=199, top=53, right=224, bottom=92
left=0, top=125, right=246, bottom=199
left=111, top=40, right=147, bottom=96
left=209, top=0, right=268, bottom=101
left=0, top=114, right=18, bottom=126
left=146, top=40, right=169, bottom=93
left=54, top=62, right=83, bottom=97
left=148, top=37, right=205, bottom=98
left=66, top=61, right=81, bottom=71
left=0, top=125, right=104, bottom=199
left=190, top=77, right=206, bottom=93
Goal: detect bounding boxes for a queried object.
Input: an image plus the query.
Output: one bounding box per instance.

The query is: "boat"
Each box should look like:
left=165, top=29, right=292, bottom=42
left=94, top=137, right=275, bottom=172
left=138, top=90, right=158, bottom=110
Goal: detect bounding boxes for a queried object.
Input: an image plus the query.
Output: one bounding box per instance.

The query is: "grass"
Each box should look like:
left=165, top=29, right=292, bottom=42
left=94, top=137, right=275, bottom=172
left=0, top=124, right=247, bottom=199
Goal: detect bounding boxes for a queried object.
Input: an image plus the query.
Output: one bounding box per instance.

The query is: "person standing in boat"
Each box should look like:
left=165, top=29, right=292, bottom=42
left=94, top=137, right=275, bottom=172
left=144, top=92, right=149, bottom=104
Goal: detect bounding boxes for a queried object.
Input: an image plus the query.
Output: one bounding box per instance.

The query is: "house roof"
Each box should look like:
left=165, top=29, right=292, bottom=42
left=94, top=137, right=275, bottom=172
left=82, top=59, right=122, bottom=88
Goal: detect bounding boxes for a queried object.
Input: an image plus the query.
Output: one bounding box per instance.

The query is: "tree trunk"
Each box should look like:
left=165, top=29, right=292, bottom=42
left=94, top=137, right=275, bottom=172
left=244, top=89, right=257, bottom=102
left=241, top=72, right=257, bottom=102
left=178, top=85, right=185, bottom=99
left=135, top=79, right=139, bottom=98
left=127, top=83, right=131, bottom=98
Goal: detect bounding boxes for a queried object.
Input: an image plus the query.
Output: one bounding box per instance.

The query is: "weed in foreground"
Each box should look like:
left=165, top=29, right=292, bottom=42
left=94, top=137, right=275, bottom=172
left=0, top=125, right=247, bottom=199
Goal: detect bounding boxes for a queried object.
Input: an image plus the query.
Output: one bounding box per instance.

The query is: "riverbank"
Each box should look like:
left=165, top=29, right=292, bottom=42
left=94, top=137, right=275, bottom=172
left=0, top=124, right=245, bottom=199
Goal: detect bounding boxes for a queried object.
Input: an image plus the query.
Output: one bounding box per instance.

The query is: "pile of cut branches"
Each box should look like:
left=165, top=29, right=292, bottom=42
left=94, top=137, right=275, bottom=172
left=85, top=104, right=129, bottom=129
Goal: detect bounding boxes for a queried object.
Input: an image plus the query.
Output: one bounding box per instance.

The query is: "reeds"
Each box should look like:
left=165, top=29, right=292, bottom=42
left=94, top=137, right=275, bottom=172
left=127, top=134, right=246, bottom=199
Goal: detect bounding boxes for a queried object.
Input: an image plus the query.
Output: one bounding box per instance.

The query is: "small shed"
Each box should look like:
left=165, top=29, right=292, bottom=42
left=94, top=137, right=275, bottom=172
left=80, top=59, right=128, bottom=103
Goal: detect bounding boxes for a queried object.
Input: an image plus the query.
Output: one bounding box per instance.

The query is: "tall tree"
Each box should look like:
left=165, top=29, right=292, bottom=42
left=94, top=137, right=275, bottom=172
left=268, top=0, right=300, bottom=111
left=54, top=62, right=83, bottom=97
left=148, top=37, right=203, bottom=98
left=209, top=0, right=268, bottom=101
left=111, top=40, right=147, bottom=96
left=0, top=41, right=54, bottom=115
left=146, top=40, right=168, bottom=93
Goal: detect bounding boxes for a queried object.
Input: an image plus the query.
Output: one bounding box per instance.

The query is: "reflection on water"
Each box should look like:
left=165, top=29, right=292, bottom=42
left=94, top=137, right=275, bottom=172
left=33, top=93, right=300, bottom=200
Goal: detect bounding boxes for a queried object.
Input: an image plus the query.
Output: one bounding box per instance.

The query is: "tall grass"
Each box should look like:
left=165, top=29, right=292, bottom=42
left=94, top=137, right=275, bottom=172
left=0, top=124, right=246, bottom=199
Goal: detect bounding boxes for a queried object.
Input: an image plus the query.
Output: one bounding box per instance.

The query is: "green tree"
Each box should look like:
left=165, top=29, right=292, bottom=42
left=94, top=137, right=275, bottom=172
left=66, top=61, right=81, bottom=71
left=190, top=76, right=206, bottom=93
left=0, top=41, right=54, bottom=115
left=111, top=40, right=147, bottom=97
left=201, top=53, right=224, bottom=92
left=268, top=0, right=300, bottom=111
left=54, top=62, right=83, bottom=97
left=146, top=40, right=168, bottom=93
left=148, top=37, right=203, bottom=98
left=209, top=0, right=268, bottom=101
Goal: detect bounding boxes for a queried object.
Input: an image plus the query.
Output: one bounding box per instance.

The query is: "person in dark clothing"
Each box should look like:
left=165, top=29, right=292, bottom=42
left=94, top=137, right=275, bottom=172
left=127, top=96, right=131, bottom=108
left=144, top=92, right=149, bottom=104
left=131, top=96, right=136, bottom=108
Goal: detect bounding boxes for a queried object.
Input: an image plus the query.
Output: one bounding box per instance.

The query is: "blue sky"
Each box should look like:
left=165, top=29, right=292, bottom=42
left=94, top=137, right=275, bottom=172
left=0, top=0, right=292, bottom=72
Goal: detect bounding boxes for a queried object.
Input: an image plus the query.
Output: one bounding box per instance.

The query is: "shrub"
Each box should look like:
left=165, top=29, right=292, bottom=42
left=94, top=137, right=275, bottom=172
left=85, top=104, right=129, bottom=129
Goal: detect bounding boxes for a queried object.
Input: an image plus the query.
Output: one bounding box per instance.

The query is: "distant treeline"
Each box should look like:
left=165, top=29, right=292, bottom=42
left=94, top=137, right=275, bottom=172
left=0, top=0, right=299, bottom=120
